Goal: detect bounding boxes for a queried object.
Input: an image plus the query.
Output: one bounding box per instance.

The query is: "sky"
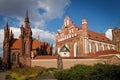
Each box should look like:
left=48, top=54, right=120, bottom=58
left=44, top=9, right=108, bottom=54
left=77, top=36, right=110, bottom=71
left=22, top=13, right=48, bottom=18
left=0, top=0, right=120, bottom=57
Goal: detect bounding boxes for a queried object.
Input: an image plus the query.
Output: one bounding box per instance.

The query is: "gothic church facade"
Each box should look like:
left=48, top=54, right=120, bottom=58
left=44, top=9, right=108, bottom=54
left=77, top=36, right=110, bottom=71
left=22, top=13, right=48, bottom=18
left=56, top=16, right=115, bottom=57
left=3, top=11, right=52, bottom=68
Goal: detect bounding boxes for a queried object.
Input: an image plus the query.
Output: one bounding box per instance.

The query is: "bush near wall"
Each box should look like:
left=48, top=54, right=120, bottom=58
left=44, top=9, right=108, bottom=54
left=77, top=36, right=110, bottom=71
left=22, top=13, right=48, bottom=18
left=54, top=64, right=120, bottom=80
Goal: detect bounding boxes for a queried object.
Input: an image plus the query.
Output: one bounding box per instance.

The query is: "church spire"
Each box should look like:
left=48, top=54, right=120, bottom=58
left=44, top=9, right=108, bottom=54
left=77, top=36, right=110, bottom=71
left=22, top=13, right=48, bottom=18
left=25, top=9, right=29, bottom=23
left=24, top=10, right=30, bottom=28
left=6, top=22, right=9, bottom=30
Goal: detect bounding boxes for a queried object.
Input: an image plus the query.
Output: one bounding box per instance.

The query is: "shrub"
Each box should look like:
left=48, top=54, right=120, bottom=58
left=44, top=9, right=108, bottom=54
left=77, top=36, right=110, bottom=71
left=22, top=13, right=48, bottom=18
left=90, top=64, right=120, bottom=80
left=54, top=64, right=120, bottom=80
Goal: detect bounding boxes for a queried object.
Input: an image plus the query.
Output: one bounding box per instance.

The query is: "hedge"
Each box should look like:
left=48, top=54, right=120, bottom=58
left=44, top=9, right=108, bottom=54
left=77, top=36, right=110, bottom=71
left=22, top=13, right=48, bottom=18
left=54, top=64, right=120, bottom=80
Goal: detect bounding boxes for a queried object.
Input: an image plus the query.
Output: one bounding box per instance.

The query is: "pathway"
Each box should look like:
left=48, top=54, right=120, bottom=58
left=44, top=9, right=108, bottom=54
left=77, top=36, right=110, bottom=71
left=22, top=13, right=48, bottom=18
left=0, top=71, right=7, bottom=80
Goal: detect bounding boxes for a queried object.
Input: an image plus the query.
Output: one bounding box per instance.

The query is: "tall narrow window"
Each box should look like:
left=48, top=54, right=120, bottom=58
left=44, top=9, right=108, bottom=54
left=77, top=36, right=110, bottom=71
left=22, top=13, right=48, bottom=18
left=24, top=42, right=26, bottom=54
left=12, top=54, right=16, bottom=62
left=18, top=54, right=19, bottom=63
left=74, top=43, right=78, bottom=57
left=76, top=45, right=78, bottom=56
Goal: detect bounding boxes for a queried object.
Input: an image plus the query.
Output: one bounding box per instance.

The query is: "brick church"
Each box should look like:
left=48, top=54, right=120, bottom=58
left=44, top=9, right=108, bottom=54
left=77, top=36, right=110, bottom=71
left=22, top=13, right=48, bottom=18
left=112, top=28, right=120, bottom=52
left=56, top=16, right=115, bottom=57
left=2, top=11, right=53, bottom=68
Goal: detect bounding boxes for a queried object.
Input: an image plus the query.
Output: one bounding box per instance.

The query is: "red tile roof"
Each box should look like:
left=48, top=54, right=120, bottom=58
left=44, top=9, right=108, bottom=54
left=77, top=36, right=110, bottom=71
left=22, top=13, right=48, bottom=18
left=10, top=39, right=20, bottom=49
left=88, top=30, right=113, bottom=43
left=88, top=50, right=120, bottom=58
left=10, top=39, right=50, bottom=50
left=32, top=40, right=39, bottom=49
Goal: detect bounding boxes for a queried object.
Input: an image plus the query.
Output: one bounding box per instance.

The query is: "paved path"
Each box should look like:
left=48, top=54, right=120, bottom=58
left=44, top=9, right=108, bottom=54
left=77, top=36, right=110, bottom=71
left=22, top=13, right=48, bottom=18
left=0, top=71, right=7, bottom=80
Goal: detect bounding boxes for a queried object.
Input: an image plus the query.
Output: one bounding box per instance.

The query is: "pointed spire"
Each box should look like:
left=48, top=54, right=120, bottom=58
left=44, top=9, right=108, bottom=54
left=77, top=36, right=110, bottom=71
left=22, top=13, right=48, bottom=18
left=11, top=30, right=13, bottom=34
left=6, top=22, right=9, bottom=30
left=25, top=9, right=29, bottom=23
left=21, top=24, right=23, bottom=28
left=10, top=30, right=14, bottom=38
left=38, top=35, right=40, bottom=41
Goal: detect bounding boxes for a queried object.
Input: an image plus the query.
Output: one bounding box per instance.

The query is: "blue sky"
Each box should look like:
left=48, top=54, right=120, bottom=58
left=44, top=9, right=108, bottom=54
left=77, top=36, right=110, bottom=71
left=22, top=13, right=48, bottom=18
left=47, top=0, right=120, bottom=33
left=0, top=0, right=120, bottom=57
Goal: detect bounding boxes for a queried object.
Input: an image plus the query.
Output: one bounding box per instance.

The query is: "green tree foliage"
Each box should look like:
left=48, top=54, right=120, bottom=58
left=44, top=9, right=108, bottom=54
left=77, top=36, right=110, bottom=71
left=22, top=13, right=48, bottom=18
left=54, top=64, right=120, bottom=80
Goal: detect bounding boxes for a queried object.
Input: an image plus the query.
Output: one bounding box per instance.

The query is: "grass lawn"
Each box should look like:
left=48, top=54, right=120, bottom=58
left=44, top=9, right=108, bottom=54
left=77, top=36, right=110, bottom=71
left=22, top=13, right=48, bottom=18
left=6, top=67, right=50, bottom=80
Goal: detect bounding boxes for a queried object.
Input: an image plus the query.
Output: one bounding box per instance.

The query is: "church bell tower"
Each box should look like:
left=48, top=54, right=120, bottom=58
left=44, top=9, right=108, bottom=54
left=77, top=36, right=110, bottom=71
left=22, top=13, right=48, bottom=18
left=3, top=22, right=11, bottom=69
left=19, top=10, right=32, bottom=67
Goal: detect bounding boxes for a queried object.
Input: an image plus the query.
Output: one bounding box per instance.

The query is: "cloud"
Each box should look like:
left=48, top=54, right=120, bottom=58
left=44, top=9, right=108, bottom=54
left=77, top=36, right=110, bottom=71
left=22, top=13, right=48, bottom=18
left=0, top=27, right=56, bottom=57
left=0, top=29, right=4, bottom=57
left=105, top=29, right=112, bottom=40
left=0, top=0, right=71, bottom=28
left=0, top=0, right=71, bottom=57
left=1, top=27, right=55, bottom=43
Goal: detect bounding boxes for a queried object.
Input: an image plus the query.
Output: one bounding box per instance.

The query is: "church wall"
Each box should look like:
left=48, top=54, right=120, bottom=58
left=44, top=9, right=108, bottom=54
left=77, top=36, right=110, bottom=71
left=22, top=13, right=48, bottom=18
left=31, top=59, right=57, bottom=68
left=56, top=36, right=84, bottom=57
left=31, top=58, right=107, bottom=69
left=10, top=50, right=20, bottom=63
left=88, top=39, right=115, bottom=53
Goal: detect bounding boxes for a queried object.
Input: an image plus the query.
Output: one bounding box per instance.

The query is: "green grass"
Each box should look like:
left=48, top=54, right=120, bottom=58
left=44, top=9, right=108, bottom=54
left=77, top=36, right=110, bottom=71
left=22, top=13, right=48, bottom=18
left=6, top=67, right=49, bottom=80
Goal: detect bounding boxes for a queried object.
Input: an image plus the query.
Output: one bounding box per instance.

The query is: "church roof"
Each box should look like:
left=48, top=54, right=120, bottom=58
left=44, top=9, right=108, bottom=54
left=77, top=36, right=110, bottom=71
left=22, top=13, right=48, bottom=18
left=10, top=39, right=20, bottom=49
left=32, top=40, right=39, bottom=49
left=88, top=49, right=120, bottom=58
left=10, top=39, right=50, bottom=50
left=10, top=39, right=40, bottom=49
left=88, top=30, right=113, bottom=43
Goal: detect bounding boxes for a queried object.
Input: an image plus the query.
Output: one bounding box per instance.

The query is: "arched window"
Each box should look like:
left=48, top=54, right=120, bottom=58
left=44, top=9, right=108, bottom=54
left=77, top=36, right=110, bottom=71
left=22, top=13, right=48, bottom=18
left=89, top=43, right=91, bottom=53
left=107, top=45, right=110, bottom=50
left=74, top=43, right=78, bottom=57
left=102, top=44, right=104, bottom=51
left=17, top=54, right=19, bottom=63
left=24, top=42, right=26, bottom=54
left=12, top=54, right=16, bottom=62
left=57, top=48, right=60, bottom=54
left=95, top=43, right=98, bottom=52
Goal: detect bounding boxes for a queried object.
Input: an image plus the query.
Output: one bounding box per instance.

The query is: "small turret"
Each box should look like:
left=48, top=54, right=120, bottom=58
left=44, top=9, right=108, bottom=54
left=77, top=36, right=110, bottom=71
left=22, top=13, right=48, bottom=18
left=6, top=22, right=9, bottom=30
left=10, top=30, right=14, bottom=39
left=82, top=19, right=88, bottom=30
left=4, top=22, right=10, bottom=40
left=62, top=16, right=73, bottom=29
